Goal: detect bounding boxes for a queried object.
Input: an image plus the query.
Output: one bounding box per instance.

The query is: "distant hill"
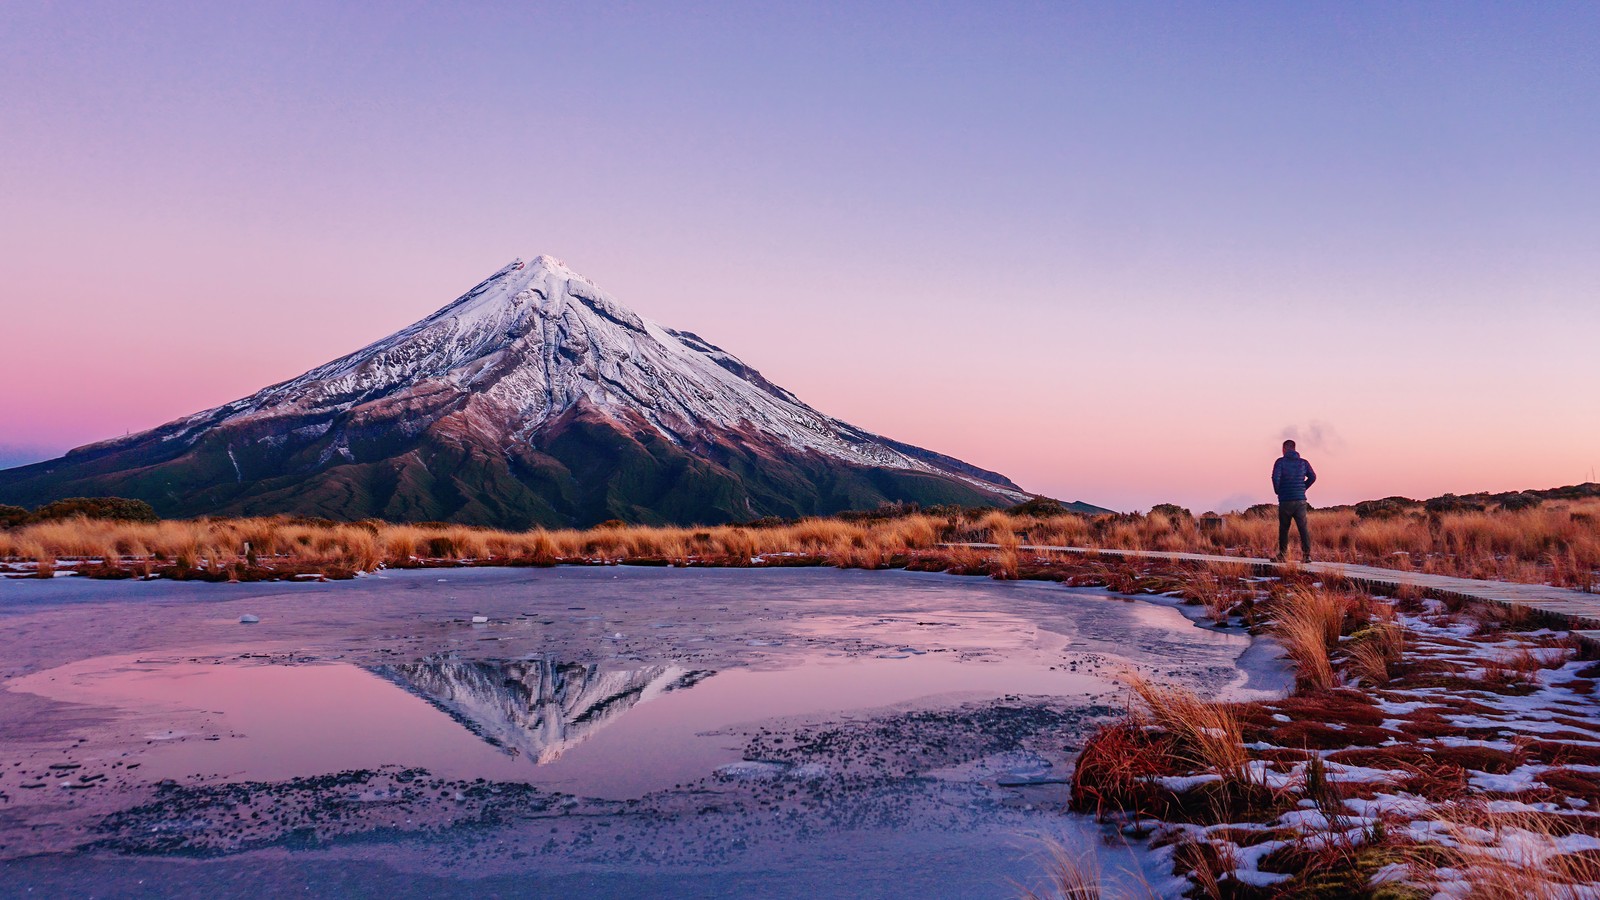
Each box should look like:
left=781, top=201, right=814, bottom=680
left=1250, top=482, right=1600, bottom=518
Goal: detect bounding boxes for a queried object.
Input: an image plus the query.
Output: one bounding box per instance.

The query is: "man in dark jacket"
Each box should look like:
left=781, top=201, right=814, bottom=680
left=1271, top=439, right=1317, bottom=562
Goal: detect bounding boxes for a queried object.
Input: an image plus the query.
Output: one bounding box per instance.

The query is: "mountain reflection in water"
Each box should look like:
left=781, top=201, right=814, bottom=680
left=372, top=657, right=716, bottom=764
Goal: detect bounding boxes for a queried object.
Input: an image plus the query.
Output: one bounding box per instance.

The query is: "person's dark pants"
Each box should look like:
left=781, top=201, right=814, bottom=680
left=1278, top=500, right=1310, bottom=559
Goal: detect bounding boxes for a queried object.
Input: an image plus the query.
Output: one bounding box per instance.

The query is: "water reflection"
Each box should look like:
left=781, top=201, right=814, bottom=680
left=372, top=657, right=716, bottom=764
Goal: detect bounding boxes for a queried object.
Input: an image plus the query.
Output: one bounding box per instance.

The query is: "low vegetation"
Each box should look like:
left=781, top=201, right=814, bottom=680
left=1005, top=488, right=1598, bottom=591
left=1067, top=564, right=1600, bottom=898
left=0, top=508, right=961, bottom=581
left=0, top=496, right=158, bottom=528
left=0, top=487, right=1595, bottom=589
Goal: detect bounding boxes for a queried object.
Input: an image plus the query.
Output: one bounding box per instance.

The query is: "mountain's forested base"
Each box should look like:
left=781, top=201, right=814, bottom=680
left=0, top=406, right=1008, bottom=529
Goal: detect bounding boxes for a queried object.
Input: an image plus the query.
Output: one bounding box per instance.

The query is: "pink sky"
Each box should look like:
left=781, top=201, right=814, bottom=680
left=3, top=242, right=1594, bottom=512
left=2, top=4, right=1597, bottom=512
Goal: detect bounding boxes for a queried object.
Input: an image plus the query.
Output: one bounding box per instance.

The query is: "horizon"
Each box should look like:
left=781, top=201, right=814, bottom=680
left=3, top=3, right=1597, bottom=512
left=0, top=246, right=1595, bottom=515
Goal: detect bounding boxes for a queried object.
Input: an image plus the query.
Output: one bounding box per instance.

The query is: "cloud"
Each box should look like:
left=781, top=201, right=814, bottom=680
left=1279, top=420, right=1345, bottom=455
left=1212, top=492, right=1261, bottom=514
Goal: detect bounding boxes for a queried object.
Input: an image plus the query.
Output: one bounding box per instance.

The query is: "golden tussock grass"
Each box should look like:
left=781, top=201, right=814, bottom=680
left=1126, top=675, right=1252, bottom=788
left=1182, top=571, right=1233, bottom=624
left=1270, top=587, right=1349, bottom=692
left=1480, top=645, right=1569, bottom=686
left=1015, top=840, right=1103, bottom=900
left=0, top=512, right=971, bottom=576
left=1344, top=621, right=1405, bottom=687
left=5, top=495, right=1595, bottom=593
left=1372, top=503, right=1597, bottom=587
left=984, top=511, right=1021, bottom=579
left=1014, top=838, right=1157, bottom=900
left=1055, top=498, right=1600, bottom=589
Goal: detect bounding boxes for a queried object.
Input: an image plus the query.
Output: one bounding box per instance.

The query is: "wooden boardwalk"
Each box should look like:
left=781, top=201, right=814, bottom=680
left=953, top=543, right=1600, bottom=642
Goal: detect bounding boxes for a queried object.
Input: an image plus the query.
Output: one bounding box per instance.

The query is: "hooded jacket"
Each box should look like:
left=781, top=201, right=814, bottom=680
left=1272, top=450, right=1317, bottom=502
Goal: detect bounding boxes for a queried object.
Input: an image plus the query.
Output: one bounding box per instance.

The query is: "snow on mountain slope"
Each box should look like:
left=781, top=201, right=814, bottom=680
left=130, top=255, right=1020, bottom=495
left=375, top=657, right=708, bottom=764
left=0, top=256, right=1029, bottom=525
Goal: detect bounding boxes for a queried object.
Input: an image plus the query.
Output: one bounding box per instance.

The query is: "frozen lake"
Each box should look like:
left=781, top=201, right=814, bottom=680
left=0, top=566, right=1286, bottom=898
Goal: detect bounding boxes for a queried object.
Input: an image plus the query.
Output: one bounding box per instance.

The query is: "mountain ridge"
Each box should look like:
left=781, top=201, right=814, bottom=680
left=0, top=256, right=1055, bottom=527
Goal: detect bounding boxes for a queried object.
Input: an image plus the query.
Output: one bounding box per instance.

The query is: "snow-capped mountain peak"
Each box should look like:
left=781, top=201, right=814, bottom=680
left=0, top=256, right=1029, bottom=527
left=205, top=256, right=1010, bottom=485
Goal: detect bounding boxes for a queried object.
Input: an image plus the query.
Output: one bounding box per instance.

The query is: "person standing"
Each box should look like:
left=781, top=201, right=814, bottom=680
left=1271, top=439, right=1317, bottom=562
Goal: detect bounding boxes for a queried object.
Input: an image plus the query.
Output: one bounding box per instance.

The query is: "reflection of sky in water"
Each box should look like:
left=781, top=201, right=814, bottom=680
left=12, top=645, right=1117, bottom=800
left=3, top=571, right=1264, bottom=802
left=0, top=569, right=1278, bottom=898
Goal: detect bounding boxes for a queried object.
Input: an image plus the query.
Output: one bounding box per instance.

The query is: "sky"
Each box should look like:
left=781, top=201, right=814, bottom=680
left=1, top=2, right=1597, bottom=511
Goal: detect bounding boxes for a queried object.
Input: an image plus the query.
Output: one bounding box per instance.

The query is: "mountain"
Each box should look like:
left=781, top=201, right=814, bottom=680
left=373, top=657, right=711, bottom=764
left=0, top=256, right=1037, bottom=527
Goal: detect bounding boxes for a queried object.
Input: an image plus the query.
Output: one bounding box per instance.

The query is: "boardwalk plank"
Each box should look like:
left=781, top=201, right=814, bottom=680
left=949, top=543, right=1600, bottom=629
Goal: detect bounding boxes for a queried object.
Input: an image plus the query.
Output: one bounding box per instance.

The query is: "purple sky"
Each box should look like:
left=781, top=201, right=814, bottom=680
left=2, top=2, right=1597, bottom=510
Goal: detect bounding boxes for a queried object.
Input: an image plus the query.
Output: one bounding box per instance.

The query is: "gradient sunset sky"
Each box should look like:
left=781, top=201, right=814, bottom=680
left=2, top=2, right=1596, bottom=511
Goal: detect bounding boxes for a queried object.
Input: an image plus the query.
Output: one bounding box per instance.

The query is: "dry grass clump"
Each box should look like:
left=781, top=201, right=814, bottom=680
left=1480, top=645, right=1570, bottom=686
left=1127, top=675, right=1252, bottom=788
left=1344, top=622, right=1405, bottom=687
left=1271, top=587, right=1350, bottom=692
left=985, top=511, right=1021, bottom=579
left=1184, top=562, right=1251, bottom=623
left=1070, top=722, right=1171, bottom=820
left=1016, top=840, right=1104, bottom=900
left=1172, top=834, right=1238, bottom=900
left=928, top=542, right=986, bottom=575
left=1014, top=838, right=1158, bottom=900
left=879, top=516, right=940, bottom=549
left=1205, top=558, right=1252, bottom=581
left=1025, top=514, right=1093, bottom=548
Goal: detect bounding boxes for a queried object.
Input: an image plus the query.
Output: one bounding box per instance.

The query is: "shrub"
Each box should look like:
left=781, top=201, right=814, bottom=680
left=1495, top=492, right=1544, bottom=512
left=27, top=497, right=160, bottom=524
left=1010, top=496, right=1077, bottom=519
left=0, top=505, right=26, bottom=528
left=1354, top=496, right=1418, bottom=519
left=836, top=501, right=921, bottom=523
left=1425, top=493, right=1486, bottom=515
